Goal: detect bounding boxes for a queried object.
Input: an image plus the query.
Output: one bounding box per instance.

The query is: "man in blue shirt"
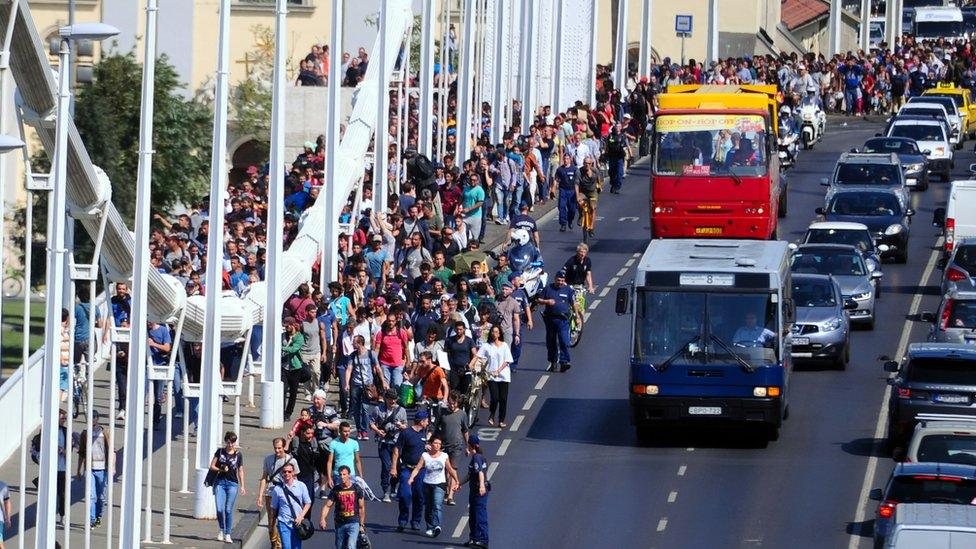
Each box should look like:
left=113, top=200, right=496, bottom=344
left=838, top=58, right=863, bottom=116
left=537, top=270, right=581, bottom=372
left=147, top=320, right=172, bottom=428
left=390, top=410, right=430, bottom=531
left=554, top=153, right=578, bottom=232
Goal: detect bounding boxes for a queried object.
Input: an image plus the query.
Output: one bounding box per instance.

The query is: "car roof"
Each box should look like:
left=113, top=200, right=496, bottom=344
left=906, top=343, right=976, bottom=359
left=891, top=116, right=944, bottom=126
left=794, top=243, right=861, bottom=253
left=837, top=152, right=899, bottom=164
left=903, top=101, right=950, bottom=112
left=916, top=419, right=976, bottom=432
left=893, top=462, right=976, bottom=478
left=829, top=185, right=903, bottom=195
left=866, top=136, right=916, bottom=144
left=807, top=221, right=871, bottom=231
left=893, top=503, right=976, bottom=530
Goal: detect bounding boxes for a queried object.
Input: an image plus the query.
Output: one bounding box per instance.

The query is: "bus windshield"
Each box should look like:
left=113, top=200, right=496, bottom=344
left=915, top=20, right=964, bottom=38
left=654, top=114, right=768, bottom=178
left=634, top=290, right=779, bottom=366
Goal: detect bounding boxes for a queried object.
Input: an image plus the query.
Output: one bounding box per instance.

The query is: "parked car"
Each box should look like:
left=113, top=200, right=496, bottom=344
left=882, top=503, right=976, bottom=548
left=858, top=136, right=930, bottom=190
left=816, top=188, right=914, bottom=263
left=870, top=463, right=976, bottom=547
left=905, top=418, right=976, bottom=465
left=886, top=116, right=953, bottom=182
left=939, top=237, right=976, bottom=295
left=789, top=244, right=883, bottom=328
left=922, top=289, right=976, bottom=344
left=789, top=273, right=855, bottom=369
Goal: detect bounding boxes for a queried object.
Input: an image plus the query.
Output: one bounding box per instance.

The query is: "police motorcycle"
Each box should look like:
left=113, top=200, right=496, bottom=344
left=490, top=228, right=548, bottom=301
left=778, top=106, right=800, bottom=170
left=799, top=88, right=826, bottom=149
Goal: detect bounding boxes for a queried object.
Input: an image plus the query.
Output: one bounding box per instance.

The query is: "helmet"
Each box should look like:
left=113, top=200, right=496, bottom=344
left=806, top=85, right=817, bottom=94
left=780, top=106, right=792, bottom=116
left=511, top=228, right=531, bottom=247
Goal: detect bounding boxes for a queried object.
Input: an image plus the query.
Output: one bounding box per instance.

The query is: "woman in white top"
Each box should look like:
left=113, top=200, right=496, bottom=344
left=478, top=324, right=513, bottom=428
left=407, top=437, right=458, bottom=538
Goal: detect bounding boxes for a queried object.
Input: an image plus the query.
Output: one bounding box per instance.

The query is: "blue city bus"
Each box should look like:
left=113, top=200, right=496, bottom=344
left=616, top=240, right=794, bottom=443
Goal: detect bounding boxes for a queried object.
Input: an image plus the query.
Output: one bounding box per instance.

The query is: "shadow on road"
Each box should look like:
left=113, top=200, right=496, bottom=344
left=840, top=437, right=889, bottom=459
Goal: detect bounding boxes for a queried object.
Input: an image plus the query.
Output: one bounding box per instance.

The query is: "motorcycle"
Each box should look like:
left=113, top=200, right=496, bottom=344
left=799, top=103, right=825, bottom=149
left=491, top=228, right=549, bottom=301
left=778, top=125, right=799, bottom=170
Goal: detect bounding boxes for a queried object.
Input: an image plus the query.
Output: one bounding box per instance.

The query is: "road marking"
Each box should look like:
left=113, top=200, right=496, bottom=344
left=668, top=491, right=678, bottom=503
left=633, top=252, right=641, bottom=258
left=522, top=395, right=537, bottom=411
left=616, top=267, right=629, bottom=277
left=686, top=447, right=695, bottom=452
left=656, top=518, right=668, bottom=532
left=588, top=299, right=601, bottom=310
left=847, top=238, right=943, bottom=549
left=535, top=375, right=549, bottom=390
left=584, top=312, right=591, bottom=322
left=677, top=465, right=687, bottom=476
left=510, top=415, right=525, bottom=432
left=452, top=516, right=469, bottom=538
left=487, top=462, right=498, bottom=480
left=624, top=258, right=636, bottom=267
left=619, top=216, right=640, bottom=222
left=476, top=428, right=501, bottom=442
left=608, top=276, right=619, bottom=286
left=599, top=286, right=611, bottom=298
left=497, top=439, right=511, bottom=456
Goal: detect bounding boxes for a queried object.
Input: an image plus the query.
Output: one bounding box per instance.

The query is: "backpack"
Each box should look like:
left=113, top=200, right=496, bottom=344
left=482, top=300, right=505, bottom=327
left=411, top=154, right=436, bottom=182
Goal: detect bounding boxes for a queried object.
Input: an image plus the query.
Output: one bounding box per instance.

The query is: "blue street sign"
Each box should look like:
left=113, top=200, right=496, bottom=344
left=675, top=15, right=693, bottom=34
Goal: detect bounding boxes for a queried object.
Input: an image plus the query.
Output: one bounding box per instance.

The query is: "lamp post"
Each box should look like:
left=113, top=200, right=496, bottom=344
left=37, top=22, right=118, bottom=549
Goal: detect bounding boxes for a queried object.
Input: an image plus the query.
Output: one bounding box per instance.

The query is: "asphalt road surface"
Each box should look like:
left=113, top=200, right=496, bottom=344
left=303, top=116, right=959, bottom=549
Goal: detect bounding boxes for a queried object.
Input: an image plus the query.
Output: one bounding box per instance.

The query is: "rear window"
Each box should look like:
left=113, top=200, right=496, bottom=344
left=926, top=93, right=965, bottom=108
left=887, top=475, right=976, bottom=505
left=835, top=163, right=900, bottom=185
left=945, top=300, right=976, bottom=329
left=863, top=139, right=918, bottom=155
left=805, top=228, right=873, bottom=251
left=953, top=245, right=976, bottom=272
left=906, top=357, right=976, bottom=384
left=891, top=124, right=946, bottom=142
left=918, top=434, right=976, bottom=466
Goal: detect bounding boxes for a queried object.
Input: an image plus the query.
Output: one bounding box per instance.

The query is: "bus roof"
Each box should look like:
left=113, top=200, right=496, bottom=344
left=638, top=240, right=789, bottom=275
left=659, top=84, right=778, bottom=127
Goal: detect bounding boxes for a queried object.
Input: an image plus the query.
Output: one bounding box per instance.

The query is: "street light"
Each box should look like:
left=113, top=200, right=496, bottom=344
left=36, top=20, right=118, bottom=549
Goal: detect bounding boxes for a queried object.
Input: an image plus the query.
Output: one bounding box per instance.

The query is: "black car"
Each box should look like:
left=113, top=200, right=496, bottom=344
left=884, top=343, right=976, bottom=453
left=859, top=137, right=930, bottom=191
left=816, top=187, right=914, bottom=263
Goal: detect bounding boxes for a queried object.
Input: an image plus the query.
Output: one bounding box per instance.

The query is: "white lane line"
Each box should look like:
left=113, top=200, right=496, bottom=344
left=497, top=439, right=511, bottom=456
left=599, top=286, right=611, bottom=298
left=847, top=239, right=943, bottom=549
left=608, top=276, right=619, bottom=286
left=487, top=462, right=498, bottom=480
left=535, top=375, right=549, bottom=390
left=668, top=491, right=678, bottom=503
left=510, top=415, right=525, bottom=432
left=686, top=447, right=695, bottom=452
left=452, top=516, right=469, bottom=538
left=632, top=252, right=641, bottom=258
left=677, top=465, right=687, bottom=476
left=616, top=267, right=628, bottom=277
left=588, top=299, right=602, bottom=310
left=624, top=258, right=636, bottom=267
left=584, top=312, right=591, bottom=322
left=522, top=395, right=537, bottom=411
left=656, top=518, right=668, bottom=532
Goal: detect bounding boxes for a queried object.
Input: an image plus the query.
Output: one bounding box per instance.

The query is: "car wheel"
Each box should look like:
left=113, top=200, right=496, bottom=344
left=835, top=342, right=849, bottom=370
left=778, top=191, right=788, bottom=218
left=896, top=248, right=909, bottom=264
left=866, top=315, right=875, bottom=330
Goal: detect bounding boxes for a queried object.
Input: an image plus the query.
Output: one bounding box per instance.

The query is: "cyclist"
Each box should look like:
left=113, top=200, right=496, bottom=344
left=575, top=158, right=601, bottom=238
left=563, top=243, right=595, bottom=295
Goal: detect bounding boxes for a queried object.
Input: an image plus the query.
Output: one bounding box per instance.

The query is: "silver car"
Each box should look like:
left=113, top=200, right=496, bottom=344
left=940, top=238, right=976, bottom=296
left=789, top=273, right=856, bottom=369
left=924, top=289, right=976, bottom=344
left=790, top=244, right=883, bottom=329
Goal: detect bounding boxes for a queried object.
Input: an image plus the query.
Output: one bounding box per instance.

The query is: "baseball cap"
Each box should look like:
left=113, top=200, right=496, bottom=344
left=415, top=410, right=430, bottom=420
left=371, top=234, right=383, bottom=242
left=303, top=141, right=315, bottom=149
left=556, top=269, right=567, bottom=279
left=468, top=433, right=480, bottom=446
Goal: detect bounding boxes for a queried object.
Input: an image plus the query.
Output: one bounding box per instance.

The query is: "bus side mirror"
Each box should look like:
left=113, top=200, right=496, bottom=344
left=933, top=207, right=946, bottom=228
left=615, top=287, right=630, bottom=315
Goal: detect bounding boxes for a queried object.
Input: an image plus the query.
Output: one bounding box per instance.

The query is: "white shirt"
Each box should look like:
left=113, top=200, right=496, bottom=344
left=422, top=451, right=450, bottom=484
left=478, top=341, right=513, bottom=383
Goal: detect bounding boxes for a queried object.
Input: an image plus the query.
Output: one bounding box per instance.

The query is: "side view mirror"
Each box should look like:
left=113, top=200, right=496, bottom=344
left=869, top=488, right=884, bottom=501
left=883, top=360, right=899, bottom=373
left=788, top=242, right=798, bottom=251
left=850, top=147, right=859, bottom=153
left=615, top=287, right=630, bottom=315
left=843, top=298, right=858, bottom=310
left=906, top=208, right=915, bottom=217
left=970, top=162, right=976, bottom=174
left=923, top=149, right=932, bottom=156
left=919, top=311, right=936, bottom=323
left=815, top=207, right=826, bottom=216
left=933, top=207, right=946, bottom=228
left=871, top=270, right=884, bottom=280
left=875, top=133, right=883, bottom=137
left=819, top=177, right=830, bottom=186
left=877, top=244, right=891, bottom=252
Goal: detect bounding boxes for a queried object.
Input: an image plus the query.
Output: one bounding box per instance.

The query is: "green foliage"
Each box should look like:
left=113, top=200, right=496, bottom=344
left=229, top=24, right=293, bottom=155
left=73, top=52, right=213, bottom=223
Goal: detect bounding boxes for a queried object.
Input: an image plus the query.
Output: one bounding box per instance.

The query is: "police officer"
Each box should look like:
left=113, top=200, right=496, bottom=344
left=458, top=434, right=489, bottom=548
left=538, top=270, right=582, bottom=372
left=554, top=153, right=578, bottom=232
left=390, top=410, right=430, bottom=531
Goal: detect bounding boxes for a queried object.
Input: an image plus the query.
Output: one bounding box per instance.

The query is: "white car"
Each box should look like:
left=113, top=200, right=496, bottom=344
left=904, top=416, right=976, bottom=465
left=886, top=118, right=953, bottom=182
left=903, top=99, right=962, bottom=148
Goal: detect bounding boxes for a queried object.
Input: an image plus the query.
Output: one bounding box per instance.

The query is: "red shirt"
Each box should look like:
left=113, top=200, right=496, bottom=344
left=374, top=328, right=409, bottom=367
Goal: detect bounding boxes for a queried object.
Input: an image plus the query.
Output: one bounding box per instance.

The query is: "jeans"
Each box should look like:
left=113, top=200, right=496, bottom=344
left=214, top=478, right=240, bottom=535
left=336, top=361, right=348, bottom=414
left=89, top=469, right=107, bottom=524
left=493, top=185, right=510, bottom=220
left=278, top=520, right=302, bottom=549
left=469, top=491, right=489, bottom=543
left=381, top=364, right=404, bottom=390
left=558, top=188, right=577, bottom=227
left=378, top=442, right=395, bottom=494
left=508, top=183, right=524, bottom=218
left=423, top=482, right=447, bottom=530
left=349, top=384, right=369, bottom=432
left=845, top=88, right=859, bottom=115
left=335, top=522, right=359, bottom=549
left=398, top=466, right=425, bottom=528
left=608, top=157, right=625, bottom=191
left=510, top=333, right=522, bottom=371
left=544, top=315, right=572, bottom=365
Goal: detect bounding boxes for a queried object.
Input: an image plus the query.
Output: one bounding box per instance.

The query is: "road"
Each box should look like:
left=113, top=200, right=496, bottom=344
left=298, top=117, right=961, bottom=548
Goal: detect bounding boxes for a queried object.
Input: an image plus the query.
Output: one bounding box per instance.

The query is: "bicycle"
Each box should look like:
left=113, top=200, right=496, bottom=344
left=578, top=196, right=596, bottom=242
left=569, top=284, right=586, bottom=348
left=464, top=357, right=489, bottom=427
left=72, top=362, right=88, bottom=420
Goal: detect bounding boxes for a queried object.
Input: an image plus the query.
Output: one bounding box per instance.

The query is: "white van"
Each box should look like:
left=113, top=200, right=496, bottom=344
left=934, top=178, right=976, bottom=256
left=885, top=503, right=976, bottom=548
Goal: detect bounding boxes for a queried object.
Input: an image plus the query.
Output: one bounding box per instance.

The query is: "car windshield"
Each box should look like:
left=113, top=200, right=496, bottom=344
left=952, top=245, right=976, bottom=272
left=828, top=192, right=901, bottom=217
left=862, top=139, right=919, bottom=155
left=890, top=123, right=945, bottom=142
left=902, top=107, right=946, bottom=120
left=914, top=97, right=959, bottom=114
left=926, top=93, right=965, bottom=108
left=654, top=114, right=768, bottom=177
left=887, top=475, right=976, bottom=505
left=791, top=250, right=867, bottom=276
left=906, top=357, right=976, bottom=384
left=805, top=228, right=874, bottom=252
left=791, top=279, right=837, bottom=307
left=944, top=300, right=976, bottom=329
left=834, top=163, right=900, bottom=185
left=917, top=434, right=976, bottom=466
left=634, top=290, right=778, bottom=365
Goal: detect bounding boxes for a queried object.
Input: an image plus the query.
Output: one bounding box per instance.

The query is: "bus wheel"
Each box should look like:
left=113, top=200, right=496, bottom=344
left=778, top=192, right=788, bottom=218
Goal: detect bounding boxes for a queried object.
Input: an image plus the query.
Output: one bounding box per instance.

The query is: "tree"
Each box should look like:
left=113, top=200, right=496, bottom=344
left=73, top=52, right=213, bottom=223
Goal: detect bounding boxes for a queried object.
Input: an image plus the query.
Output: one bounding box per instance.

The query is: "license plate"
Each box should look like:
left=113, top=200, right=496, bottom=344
left=793, top=337, right=810, bottom=346
left=907, top=178, right=917, bottom=186
left=695, top=227, right=723, bottom=235
left=688, top=406, right=722, bottom=415
left=934, top=394, right=969, bottom=404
